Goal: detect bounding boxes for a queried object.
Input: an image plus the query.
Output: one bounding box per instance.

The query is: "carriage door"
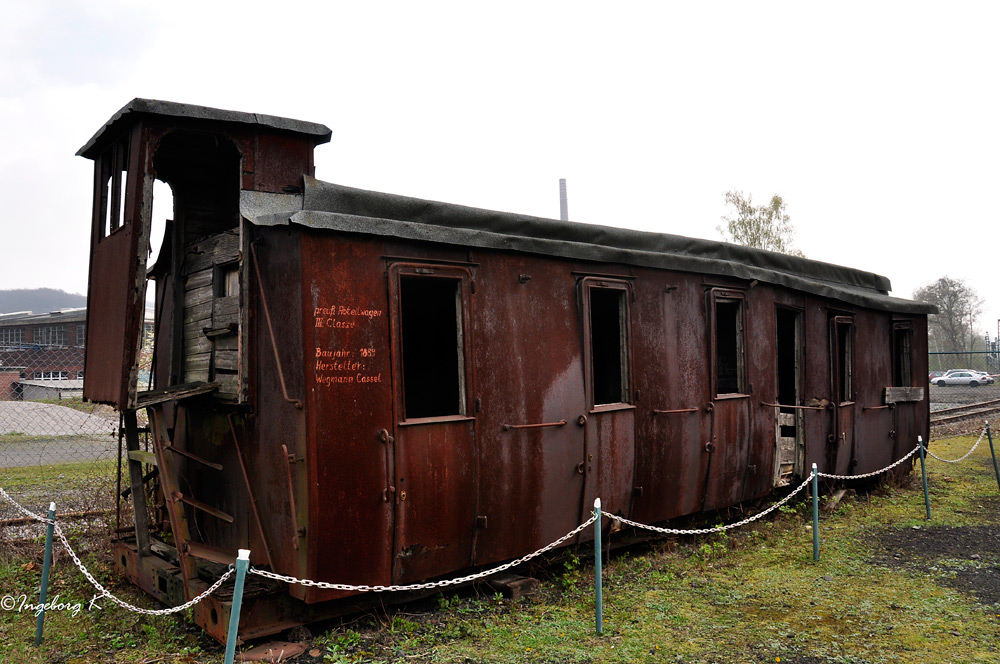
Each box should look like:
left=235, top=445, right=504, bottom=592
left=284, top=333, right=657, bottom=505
left=83, top=128, right=151, bottom=408
left=389, top=265, right=477, bottom=583
left=831, top=315, right=856, bottom=474
left=580, top=278, right=636, bottom=520
left=774, top=307, right=804, bottom=484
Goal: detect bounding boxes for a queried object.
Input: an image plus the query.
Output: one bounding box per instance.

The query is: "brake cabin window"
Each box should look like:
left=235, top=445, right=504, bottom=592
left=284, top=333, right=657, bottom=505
left=892, top=322, right=912, bottom=387
left=586, top=281, right=631, bottom=406
left=97, top=133, right=132, bottom=238
left=399, top=274, right=467, bottom=419
left=712, top=291, right=746, bottom=396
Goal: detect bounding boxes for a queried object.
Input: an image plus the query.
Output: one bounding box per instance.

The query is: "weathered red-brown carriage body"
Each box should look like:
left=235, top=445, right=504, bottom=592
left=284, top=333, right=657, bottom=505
left=79, top=99, right=932, bottom=641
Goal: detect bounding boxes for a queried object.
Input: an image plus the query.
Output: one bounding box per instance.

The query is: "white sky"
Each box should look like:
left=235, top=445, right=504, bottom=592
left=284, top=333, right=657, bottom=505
left=2, top=1, right=998, bottom=340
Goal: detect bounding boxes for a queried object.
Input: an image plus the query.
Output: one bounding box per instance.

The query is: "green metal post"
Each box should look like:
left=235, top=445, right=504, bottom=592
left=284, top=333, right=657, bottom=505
left=918, top=436, right=931, bottom=520
left=811, top=464, right=819, bottom=561
left=34, top=502, right=56, bottom=646
left=594, top=498, right=603, bottom=636
left=223, top=549, right=251, bottom=664
left=986, top=422, right=1000, bottom=493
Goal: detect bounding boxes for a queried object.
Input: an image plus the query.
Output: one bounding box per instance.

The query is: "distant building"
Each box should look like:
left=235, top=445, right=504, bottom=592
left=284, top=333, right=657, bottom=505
left=0, top=308, right=86, bottom=400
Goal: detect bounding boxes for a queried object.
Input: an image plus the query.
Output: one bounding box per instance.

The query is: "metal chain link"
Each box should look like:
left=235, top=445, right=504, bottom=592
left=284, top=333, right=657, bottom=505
left=609, top=473, right=815, bottom=536
left=923, top=427, right=986, bottom=464
left=2, top=483, right=233, bottom=614
left=53, top=523, right=235, bottom=615
left=817, top=444, right=921, bottom=480
left=0, top=486, right=56, bottom=525
left=250, top=513, right=599, bottom=592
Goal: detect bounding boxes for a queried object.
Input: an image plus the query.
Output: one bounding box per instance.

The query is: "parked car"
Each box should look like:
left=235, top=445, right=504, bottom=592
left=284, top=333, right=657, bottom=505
left=929, top=370, right=946, bottom=382
left=935, top=370, right=988, bottom=386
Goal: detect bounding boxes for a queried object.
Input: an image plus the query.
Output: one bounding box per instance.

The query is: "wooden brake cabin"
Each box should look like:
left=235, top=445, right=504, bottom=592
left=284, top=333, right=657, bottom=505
left=78, top=99, right=933, bottom=641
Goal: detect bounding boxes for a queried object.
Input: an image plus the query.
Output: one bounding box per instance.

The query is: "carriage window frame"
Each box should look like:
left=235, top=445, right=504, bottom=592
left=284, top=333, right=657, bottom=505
left=710, top=289, right=748, bottom=399
left=831, top=315, right=855, bottom=404
left=892, top=321, right=913, bottom=387
left=390, top=264, right=474, bottom=424
left=581, top=277, right=633, bottom=410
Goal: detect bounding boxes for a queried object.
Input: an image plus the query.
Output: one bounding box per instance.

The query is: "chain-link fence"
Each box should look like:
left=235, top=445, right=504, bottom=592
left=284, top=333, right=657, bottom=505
left=928, top=350, right=1000, bottom=374
left=0, top=343, right=129, bottom=546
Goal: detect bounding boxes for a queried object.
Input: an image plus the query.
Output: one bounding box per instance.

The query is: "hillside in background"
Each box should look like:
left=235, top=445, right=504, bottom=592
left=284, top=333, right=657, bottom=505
left=0, top=288, right=86, bottom=314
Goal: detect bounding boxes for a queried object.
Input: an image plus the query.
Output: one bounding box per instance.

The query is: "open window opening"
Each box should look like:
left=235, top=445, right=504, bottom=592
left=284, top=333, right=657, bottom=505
left=588, top=286, right=630, bottom=406
left=714, top=294, right=746, bottom=396
left=98, top=134, right=131, bottom=238
left=150, top=132, right=242, bottom=399
left=832, top=316, right=854, bottom=403
left=400, top=276, right=466, bottom=419
left=892, top=323, right=912, bottom=387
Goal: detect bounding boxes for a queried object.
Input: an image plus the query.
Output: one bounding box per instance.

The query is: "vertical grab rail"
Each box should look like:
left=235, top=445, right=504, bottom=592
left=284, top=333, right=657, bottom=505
left=249, top=242, right=303, bottom=410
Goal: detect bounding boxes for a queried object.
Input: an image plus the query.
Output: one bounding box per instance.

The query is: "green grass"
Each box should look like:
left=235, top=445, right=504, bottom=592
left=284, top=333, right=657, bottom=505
left=0, top=459, right=117, bottom=494
left=2, top=433, right=1000, bottom=662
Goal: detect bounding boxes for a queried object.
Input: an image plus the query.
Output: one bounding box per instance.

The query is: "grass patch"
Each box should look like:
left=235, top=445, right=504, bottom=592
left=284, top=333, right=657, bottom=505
left=0, top=459, right=118, bottom=495
left=2, top=433, right=1000, bottom=662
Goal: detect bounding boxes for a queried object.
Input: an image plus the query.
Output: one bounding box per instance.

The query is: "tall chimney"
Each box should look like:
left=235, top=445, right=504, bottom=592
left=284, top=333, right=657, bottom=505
left=559, top=178, right=568, bottom=221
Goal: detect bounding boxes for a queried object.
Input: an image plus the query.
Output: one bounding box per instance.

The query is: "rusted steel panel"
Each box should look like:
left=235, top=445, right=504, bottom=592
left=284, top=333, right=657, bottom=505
left=246, top=227, right=309, bottom=589
left=472, top=253, right=588, bottom=565
left=584, top=407, right=635, bottom=521
left=299, top=233, right=395, bottom=600
left=702, top=398, right=751, bottom=511
left=741, top=285, right=780, bottom=501
left=631, top=271, right=711, bottom=523
left=851, top=312, right=893, bottom=473
left=802, top=300, right=834, bottom=472
left=84, top=125, right=150, bottom=408
left=252, top=133, right=317, bottom=193
left=393, top=420, right=477, bottom=582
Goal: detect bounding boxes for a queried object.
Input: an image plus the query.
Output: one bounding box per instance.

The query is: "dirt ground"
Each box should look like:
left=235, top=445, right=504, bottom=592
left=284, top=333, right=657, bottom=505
left=874, top=486, right=1000, bottom=609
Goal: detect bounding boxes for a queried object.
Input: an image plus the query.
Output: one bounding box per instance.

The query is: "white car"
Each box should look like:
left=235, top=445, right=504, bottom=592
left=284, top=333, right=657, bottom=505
left=935, top=370, right=991, bottom=387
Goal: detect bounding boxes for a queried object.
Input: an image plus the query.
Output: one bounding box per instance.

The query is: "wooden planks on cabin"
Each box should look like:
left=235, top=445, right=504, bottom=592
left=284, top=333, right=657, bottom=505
left=180, top=230, right=241, bottom=389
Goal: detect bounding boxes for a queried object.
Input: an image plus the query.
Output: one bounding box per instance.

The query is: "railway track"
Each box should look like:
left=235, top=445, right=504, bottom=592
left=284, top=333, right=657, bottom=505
left=930, top=399, right=1000, bottom=427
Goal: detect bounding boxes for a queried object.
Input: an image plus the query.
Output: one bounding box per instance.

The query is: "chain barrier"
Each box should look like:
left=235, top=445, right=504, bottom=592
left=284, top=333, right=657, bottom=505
left=609, top=474, right=814, bottom=536
left=0, top=486, right=55, bottom=525
left=53, top=523, right=235, bottom=616
left=250, top=514, right=599, bottom=593
left=0, top=486, right=234, bottom=616
left=4, top=425, right=991, bottom=613
left=816, top=444, right=922, bottom=480
left=922, top=427, right=987, bottom=463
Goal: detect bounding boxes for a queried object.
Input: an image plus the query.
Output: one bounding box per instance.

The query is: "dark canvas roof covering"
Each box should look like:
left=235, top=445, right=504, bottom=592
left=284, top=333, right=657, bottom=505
left=77, top=98, right=332, bottom=159
left=250, top=176, right=934, bottom=315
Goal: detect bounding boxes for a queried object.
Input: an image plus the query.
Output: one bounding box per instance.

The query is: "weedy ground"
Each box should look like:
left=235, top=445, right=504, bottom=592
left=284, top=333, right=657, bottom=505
left=2, top=431, right=1000, bottom=663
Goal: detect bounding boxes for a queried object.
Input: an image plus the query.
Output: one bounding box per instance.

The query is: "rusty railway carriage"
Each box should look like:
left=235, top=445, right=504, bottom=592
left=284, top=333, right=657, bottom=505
left=79, top=99, right=933, bottom=641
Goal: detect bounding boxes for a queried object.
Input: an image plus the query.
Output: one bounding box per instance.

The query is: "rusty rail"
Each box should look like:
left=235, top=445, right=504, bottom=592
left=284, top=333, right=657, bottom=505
left=760, top=402, right=827, bottom=411
left=862, top=405, right=892, bottom=411
left=282, top=444, right=301, bottom=551
left=502, top=420, right=568, bottom=431
left=652, top=408, right=698, bottom=415
left=250, top=242, right=303, bottom=410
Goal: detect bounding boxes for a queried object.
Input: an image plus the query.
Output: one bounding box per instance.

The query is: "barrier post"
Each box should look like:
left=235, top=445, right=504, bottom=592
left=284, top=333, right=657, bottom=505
left=223, top=549, right=251, bottom=664
left=33, top=502, right=56, bottom=646
left=811, top=464, right=819, bottom=561
left=986, top=421, right=1000, bottom=493
left=594, top=498, right=603, bottom=636
left=917, top=436, right=931, bottom=520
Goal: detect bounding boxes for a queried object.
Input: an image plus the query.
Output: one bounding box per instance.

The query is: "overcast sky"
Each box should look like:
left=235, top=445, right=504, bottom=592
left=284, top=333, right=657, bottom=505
left=3, top=1, right=998, bottom=340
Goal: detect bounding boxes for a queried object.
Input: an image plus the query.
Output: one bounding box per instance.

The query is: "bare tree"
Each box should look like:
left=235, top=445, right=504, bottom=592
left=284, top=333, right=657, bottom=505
left=913, top=276, right=984, bottom=352
left=718, top=190, right=803, bottom=256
